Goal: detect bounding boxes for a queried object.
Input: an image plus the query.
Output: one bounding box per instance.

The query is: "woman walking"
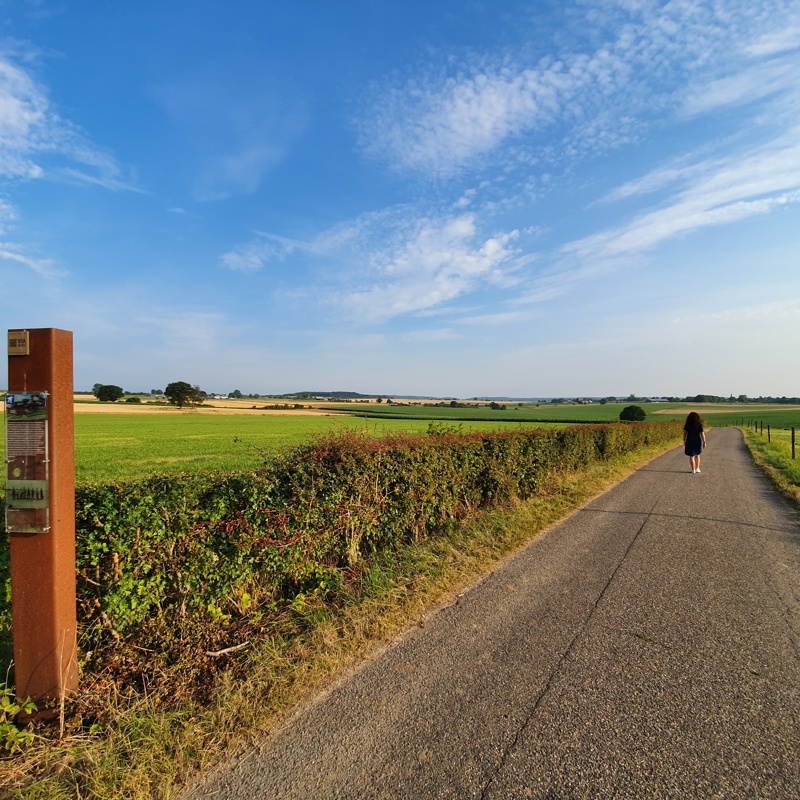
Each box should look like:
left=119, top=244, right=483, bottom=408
left=683, top=411, right=707, bottom=473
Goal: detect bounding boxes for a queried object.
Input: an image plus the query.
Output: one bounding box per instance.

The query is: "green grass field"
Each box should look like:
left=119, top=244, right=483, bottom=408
left=334, top=401, right=800, bottom=426
left=0, top=412, right=569, bottom=484
left=2, top=402, right=798, bottom=484
left=331, top=401, right=629, bottom=422
left=748, top=427, right=800, bottom=477
left=702, top=411, right=800, bottom=429
left=742, top=426, right=800, bottom=506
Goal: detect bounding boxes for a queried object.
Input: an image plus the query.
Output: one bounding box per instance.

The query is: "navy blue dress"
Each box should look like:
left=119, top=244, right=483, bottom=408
left=684, top=423, right=704, bottom=456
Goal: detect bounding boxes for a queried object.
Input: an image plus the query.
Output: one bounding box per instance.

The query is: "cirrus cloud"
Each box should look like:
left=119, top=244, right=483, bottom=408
left=339, top=214, right=521, bottom=322
left=358, top=0, right=800, bottom=181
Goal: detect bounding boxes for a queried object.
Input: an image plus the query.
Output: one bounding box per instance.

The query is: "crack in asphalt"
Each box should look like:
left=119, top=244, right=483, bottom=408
left=479, top=498, right=660, bottom=800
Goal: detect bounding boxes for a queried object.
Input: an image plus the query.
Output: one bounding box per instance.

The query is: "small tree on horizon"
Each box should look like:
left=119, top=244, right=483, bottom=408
left=619, top=405, right=646, bottom=422
left=165, top=381, right=204, bottom=408
left=94, top=384, right=124, bottom=402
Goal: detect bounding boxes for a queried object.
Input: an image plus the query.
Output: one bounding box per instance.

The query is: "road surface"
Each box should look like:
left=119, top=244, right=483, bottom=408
left=184, top=428, right=800, bottom=799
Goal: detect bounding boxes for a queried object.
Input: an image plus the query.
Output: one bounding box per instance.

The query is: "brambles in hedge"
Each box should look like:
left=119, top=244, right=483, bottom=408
left=63, top=421, right=680, bottom=641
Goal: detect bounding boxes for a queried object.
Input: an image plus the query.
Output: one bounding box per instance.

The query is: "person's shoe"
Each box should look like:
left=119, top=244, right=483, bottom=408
left=695, top=469, right=700, bottom=473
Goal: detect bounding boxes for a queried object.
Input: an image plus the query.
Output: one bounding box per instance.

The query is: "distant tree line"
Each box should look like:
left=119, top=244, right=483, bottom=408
left=87, top=385, right=800, bottom=407
left=91, top=381, right=205, bottom=408
left=669, top=395, right=800, bottom=404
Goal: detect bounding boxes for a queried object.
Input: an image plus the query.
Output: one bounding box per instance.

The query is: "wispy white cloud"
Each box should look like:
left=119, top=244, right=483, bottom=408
left=0, top=199, right=17, bottom=235
left=339, top=214, right=521, bottom=322
left=0, top=188, right=60, bottom=275
left=0, top=46, right=136, bottom=273
left=457, top=310, right=529, bottom=327
left=0, top=50, right=132, bottom=187
left=194, top=144, right=286, bottom=202
left=0, top=54, right=48, bottom=180
left=152, top=73, right=307, bottom=202
left=744, top=25, right=800, bottom=57
left=220, top=229, right=321, bottom=272
left=57, top=166, right=144, bottom=193
left=399, top=328, right=458, bottom=343
left=594, top=157, right=714, bottom=205
left=512, top=269, right=591, bottom=308
left=0, top=243, right=60, bottom=276
left=221, top=215, right=378, bottom=272
left=136, top=309, right=232, bottom=353
left=359, top=50, right=629, bottom=178
left=222, top=209, right=524, bottom=323
left=703, top=297, right=800, bottom=325
left=358, top=0, right=800, bottom=181
left=498, top=294, right=800, bottom=397
left=682, top=54, right=800, bottom=116
left=566, top=130, right=800, bottom=262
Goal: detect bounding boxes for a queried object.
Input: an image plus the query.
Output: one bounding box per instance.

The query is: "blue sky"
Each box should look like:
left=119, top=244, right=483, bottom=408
left=1, top=0, right=799, bottom=398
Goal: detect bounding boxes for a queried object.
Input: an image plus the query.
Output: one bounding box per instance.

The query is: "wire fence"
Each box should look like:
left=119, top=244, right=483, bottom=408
left=721, top=419, right=797, bottom=459
left=750, top=421, right=796, bottom=459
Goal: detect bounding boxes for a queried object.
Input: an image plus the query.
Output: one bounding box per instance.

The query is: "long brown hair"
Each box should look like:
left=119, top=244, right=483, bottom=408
left=685, top=411, right=702, bottom=427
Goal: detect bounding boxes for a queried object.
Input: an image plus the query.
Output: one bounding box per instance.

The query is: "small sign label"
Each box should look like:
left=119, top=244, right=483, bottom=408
left=8, top=330, right=30, bottom=356
left=5, top=390, right=50, bottom=533
left=6, top=480, right=49, bottom=510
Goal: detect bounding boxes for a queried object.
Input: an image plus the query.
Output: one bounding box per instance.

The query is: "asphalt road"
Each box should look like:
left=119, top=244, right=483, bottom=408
left=184, top=428, right=800, bottom=799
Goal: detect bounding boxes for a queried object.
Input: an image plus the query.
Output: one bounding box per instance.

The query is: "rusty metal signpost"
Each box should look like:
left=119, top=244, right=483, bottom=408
left=5, top=329, right=78, bottom=704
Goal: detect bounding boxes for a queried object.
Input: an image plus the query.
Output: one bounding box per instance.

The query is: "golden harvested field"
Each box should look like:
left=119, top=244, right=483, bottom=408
left=652, top=405, right=800, bottom=415
left=73, top=395, right=347, bottom=416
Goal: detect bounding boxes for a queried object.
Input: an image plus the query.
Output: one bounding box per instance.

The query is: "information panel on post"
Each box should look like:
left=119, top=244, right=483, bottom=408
left=5, top=391, right=51, bottom=533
